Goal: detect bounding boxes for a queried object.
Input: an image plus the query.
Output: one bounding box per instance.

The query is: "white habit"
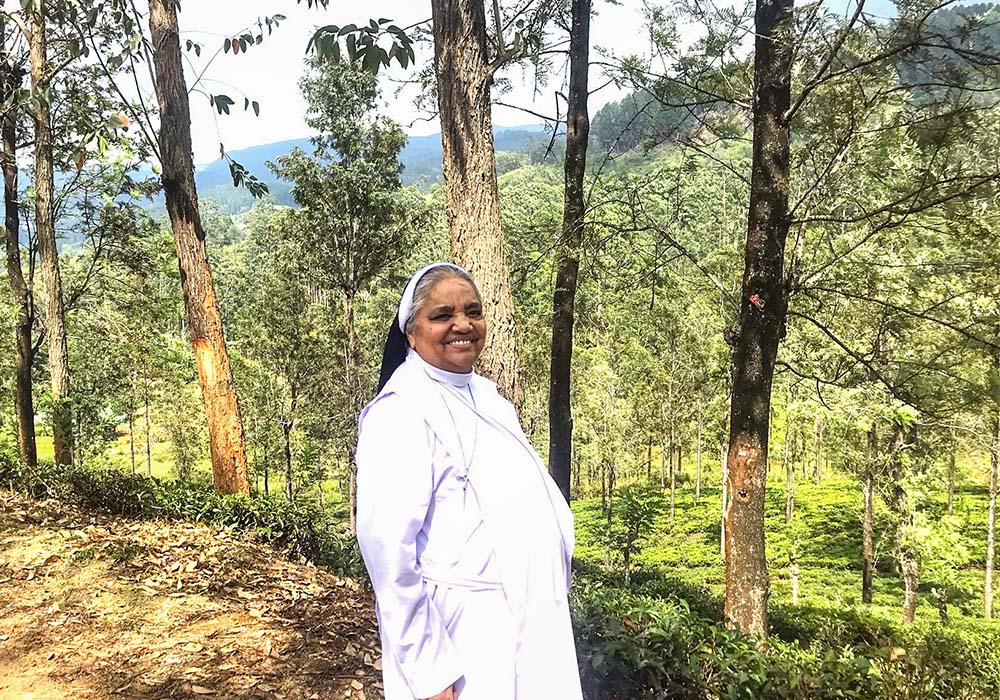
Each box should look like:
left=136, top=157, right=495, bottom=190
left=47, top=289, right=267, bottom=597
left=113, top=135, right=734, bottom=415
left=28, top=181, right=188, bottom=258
left=356, top=351, right=583, bottom=700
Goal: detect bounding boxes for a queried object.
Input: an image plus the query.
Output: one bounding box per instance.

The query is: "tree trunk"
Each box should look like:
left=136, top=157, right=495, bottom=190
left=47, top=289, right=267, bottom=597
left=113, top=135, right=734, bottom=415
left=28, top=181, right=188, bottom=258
left=784, top=440, right=795, bottom=524
left=986, top=340, right=998, bottom=619
left=783, top=402, right=794, bottom=523
left=282, top=384, right=297, bottom=502
left=721, top=442, right=728, bottom=560
left=723, top=0, right=794, bottom=639
left=812, top=415, right=824, bottom=483
left=346, top=291, right=360, bottom=534
left=147, top=0, right=249, bottom=494
left=696, top=401, right=703, bottom=502
left=144, top=382, right=152, bottom=477
left=947, top=439, right=955, bottom=515
left=862, top=421, right=877, bottom=605
left=902, top=556, right=920, bottom=624
left=1, top=50, right=36, bottom=468
left=669, top=443, right=677, bottom=520
left=128, top=408, right=136, bottom=474
left=789, top=543, right=799, bottom=605
left=28, top=11, right=72, bottom=466
left=547, top=0, right=590, bottom=504
left=890, top=419, right=920, bottom=624
left=431, top=0, right=522, bottom=407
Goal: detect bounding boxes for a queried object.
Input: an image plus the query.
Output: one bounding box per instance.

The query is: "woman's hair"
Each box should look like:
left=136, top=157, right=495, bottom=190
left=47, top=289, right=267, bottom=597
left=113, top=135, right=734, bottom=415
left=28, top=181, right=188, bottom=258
left=404, top=265, right=481, bottom=334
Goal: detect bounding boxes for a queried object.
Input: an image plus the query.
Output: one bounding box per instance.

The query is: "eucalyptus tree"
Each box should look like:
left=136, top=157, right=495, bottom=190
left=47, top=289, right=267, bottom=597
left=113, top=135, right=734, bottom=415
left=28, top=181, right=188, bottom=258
left=549, top=0, right=591, bottom=502
left=604, top=0, right=1000, bottom=637
left=429, top=0, right=558, bottom=408
left=0, top=0, right=79, bottom=464
left=270, top=60, right=429, bottom=529
left=0, top=18, right=34, bottom=466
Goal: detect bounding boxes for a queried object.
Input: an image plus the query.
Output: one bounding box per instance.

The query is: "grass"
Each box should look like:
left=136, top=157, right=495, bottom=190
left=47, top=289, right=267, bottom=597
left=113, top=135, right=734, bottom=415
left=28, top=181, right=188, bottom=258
left=573, top=469, right=1000, bottom=634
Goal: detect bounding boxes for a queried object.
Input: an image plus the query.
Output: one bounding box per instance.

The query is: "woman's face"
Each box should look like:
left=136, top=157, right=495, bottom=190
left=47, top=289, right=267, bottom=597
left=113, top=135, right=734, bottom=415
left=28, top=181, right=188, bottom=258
left=406, top=276, right=487, bottom=374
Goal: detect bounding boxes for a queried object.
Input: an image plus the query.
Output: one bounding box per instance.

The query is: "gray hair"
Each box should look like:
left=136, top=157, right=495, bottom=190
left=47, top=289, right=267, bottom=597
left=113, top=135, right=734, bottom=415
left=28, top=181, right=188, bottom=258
left=404, top=266, right=481, bottom=334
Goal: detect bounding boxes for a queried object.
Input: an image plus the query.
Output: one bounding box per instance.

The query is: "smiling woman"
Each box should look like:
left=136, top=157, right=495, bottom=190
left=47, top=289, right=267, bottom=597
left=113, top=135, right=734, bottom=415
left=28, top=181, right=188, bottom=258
left=355, top=262, right=583, bottom=700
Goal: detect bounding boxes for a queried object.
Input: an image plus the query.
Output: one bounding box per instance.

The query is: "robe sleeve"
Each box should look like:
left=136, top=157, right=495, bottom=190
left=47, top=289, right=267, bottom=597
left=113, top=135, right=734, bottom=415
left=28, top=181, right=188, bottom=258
left=356, top=393, right=463, bottom=698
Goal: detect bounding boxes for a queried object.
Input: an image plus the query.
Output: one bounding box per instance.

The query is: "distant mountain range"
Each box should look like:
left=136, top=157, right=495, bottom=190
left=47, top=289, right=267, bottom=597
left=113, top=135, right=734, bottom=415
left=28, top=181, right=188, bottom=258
left=192, top=124, right=549, bottom=214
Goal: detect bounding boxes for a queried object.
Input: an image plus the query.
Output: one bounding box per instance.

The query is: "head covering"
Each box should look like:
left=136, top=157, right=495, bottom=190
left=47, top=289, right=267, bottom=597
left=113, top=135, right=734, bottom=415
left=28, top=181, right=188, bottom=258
left=377, top=262, right=465, bottom=393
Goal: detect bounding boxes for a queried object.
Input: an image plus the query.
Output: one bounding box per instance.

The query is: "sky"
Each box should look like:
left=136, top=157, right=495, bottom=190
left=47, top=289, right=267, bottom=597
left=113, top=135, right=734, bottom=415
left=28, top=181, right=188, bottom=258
left=171, top=0, right=650, bottom=164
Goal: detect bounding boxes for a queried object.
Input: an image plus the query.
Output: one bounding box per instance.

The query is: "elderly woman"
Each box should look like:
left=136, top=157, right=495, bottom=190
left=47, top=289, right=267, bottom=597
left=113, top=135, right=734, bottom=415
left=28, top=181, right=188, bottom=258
left=356, top=262, right=583, bottom=700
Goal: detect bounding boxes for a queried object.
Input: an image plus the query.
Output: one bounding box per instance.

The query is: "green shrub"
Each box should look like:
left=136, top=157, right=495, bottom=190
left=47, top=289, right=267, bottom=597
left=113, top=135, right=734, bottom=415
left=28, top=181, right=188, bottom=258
left=0, top=457, right=364, bottom=578
left=570, top=563, right=1000, bottom=700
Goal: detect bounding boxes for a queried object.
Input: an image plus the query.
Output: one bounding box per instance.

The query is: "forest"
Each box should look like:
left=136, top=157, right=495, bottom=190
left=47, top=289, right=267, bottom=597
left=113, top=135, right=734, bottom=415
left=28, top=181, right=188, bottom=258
left=1, top=0, right=999, bottom=698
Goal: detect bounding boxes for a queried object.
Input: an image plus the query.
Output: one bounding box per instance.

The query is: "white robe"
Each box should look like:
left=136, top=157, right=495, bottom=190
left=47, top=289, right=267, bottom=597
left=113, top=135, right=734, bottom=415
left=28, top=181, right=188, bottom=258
left=356, top=352, right=582, bottom=700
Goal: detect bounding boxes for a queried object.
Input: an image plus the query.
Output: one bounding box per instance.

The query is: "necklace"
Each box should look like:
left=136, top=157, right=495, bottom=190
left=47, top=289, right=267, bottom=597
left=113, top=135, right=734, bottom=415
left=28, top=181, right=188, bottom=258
left=438, top=383, right=478, bottom=478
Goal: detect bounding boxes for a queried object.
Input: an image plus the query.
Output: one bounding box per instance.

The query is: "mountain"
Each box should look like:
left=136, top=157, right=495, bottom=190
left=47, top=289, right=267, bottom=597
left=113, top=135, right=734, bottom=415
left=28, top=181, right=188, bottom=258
left=193, top=124, right=549, bottom=214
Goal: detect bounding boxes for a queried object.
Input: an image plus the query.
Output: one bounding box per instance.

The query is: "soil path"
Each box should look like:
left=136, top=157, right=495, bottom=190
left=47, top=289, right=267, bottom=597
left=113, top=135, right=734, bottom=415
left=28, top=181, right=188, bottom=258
left=0, top=492, right=384, bottom=699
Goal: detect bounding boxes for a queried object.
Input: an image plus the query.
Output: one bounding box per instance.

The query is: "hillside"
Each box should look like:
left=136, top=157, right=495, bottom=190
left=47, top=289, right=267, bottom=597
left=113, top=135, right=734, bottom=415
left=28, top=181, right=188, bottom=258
left=0, top=492, right=381, bottom=700
left=193, top=124, right=548, bottom=214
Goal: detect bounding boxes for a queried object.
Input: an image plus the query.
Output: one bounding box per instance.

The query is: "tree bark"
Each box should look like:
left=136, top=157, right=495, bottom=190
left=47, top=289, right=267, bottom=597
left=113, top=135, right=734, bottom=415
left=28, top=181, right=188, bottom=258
left=28, top=11, right=72, bottom=465
left=986, top=338, right=999, bottom=619
left=346, top=291, right=360, bottom=534
left=696, top=401, right=703, bottom=502
left=431, top=0, right=522, bottom=407
left=547, top=0, right=590, bottom=503
left=783, top=397, right=794, bottom=523
left=947, top=440, right=955, bottom=515
left=812, top=415, right=824, bottom=483
left=721, top=442, right=728, bottom=560
left=862, top=421, right=877, bottom=605
left=723, top=0, right=794, bottom=639
left=1, top=48, right=36, bottom=468
left=148, top=0, right=249, bottom=495
left=144, top=381, right=151, bottom=476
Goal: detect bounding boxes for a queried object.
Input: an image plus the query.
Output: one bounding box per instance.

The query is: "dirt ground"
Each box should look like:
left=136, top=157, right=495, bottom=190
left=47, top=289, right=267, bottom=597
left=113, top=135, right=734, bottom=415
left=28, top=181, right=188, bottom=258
left=0, top=491, right=385, bottom=700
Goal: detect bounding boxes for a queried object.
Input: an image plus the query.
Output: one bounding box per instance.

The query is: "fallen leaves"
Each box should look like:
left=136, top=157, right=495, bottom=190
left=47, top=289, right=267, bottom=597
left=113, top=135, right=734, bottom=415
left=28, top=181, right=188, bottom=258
left=0, top=491, right=385, bottom=699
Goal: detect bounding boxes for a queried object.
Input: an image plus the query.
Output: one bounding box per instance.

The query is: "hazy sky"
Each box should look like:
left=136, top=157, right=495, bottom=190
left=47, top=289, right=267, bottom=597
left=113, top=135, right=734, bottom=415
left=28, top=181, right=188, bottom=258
left=172, top=1, right=649, bottom=164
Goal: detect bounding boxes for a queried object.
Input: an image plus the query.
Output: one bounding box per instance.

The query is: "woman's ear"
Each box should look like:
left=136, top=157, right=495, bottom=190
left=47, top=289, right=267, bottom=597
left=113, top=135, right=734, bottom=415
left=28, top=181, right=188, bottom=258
left=405, top=331, right=415, bottom=349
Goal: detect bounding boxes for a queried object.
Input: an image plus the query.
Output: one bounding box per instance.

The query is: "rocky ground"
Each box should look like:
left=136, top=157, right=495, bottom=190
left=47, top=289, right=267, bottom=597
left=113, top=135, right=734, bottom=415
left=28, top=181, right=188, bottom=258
left=0, top=491, right=384, bottom=700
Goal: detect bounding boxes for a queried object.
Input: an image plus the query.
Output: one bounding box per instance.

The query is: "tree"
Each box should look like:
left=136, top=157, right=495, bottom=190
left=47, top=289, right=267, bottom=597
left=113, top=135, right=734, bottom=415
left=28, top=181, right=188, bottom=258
left=270, top=60, right=428, bottom=529
left=0, top=21, right=35, bottom=467
left=431, top=0, right=523, bottom=406
left=145, top=0, right=249, bottom=494
left=2, top=2, right=76, bottom=465
left=548, top=0, right=590, bottom=502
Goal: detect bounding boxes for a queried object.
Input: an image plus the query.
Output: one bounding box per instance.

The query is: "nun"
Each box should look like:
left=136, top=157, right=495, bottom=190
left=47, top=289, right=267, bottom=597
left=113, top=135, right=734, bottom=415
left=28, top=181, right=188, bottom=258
left=356, top=262, right=583, bottom=700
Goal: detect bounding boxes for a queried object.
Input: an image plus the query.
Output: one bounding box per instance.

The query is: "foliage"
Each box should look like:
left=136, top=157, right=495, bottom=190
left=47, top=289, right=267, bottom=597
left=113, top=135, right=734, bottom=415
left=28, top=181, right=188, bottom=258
left=0, top=455, right=364, bottom=577
left=572, top=582, right=1000, bottom=700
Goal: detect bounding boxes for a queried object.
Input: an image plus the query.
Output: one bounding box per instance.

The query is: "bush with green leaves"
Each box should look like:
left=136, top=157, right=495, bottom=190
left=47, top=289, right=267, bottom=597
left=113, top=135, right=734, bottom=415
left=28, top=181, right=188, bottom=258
left=0, top=457, right=364, bottom=578
left=571, top=576, right=1000, bottom=700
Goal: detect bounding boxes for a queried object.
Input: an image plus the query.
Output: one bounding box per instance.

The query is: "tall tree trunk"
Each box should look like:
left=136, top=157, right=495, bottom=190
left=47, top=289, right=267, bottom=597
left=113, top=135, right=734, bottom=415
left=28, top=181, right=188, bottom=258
left=783, top=394, right=794, bottom=523
left=28, top=11, right=72, bottom=465
left=346, top=291, right=360, bottom=534
left=148, top=0, right=249, bottom=495
left=890, top=419, right=920, bottom=623
left=548, top=0, right=590, bottom=503
left=723, top=0, right=794, bottom=639
left=283, top=384, right=298, bottom=502
left=144, top=381, right=151, bottom=476
left=812, top=415, right=824, bottom=483
left=947, top=436, right=955, bottom=515
left=784, top=435, right=795, bottom=524
left=431, top=0, right=522, bottom=407
left=696, top=401, right=703, bottom=502
left=862, top=421, right=877, bottom=605
left=1, top=50, right=36, bottom=468
left=128, top=407, right=136, bottom=474
left=721, top=442, right=728, bottom=560
left=986, top=338, right=999, bottom=619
